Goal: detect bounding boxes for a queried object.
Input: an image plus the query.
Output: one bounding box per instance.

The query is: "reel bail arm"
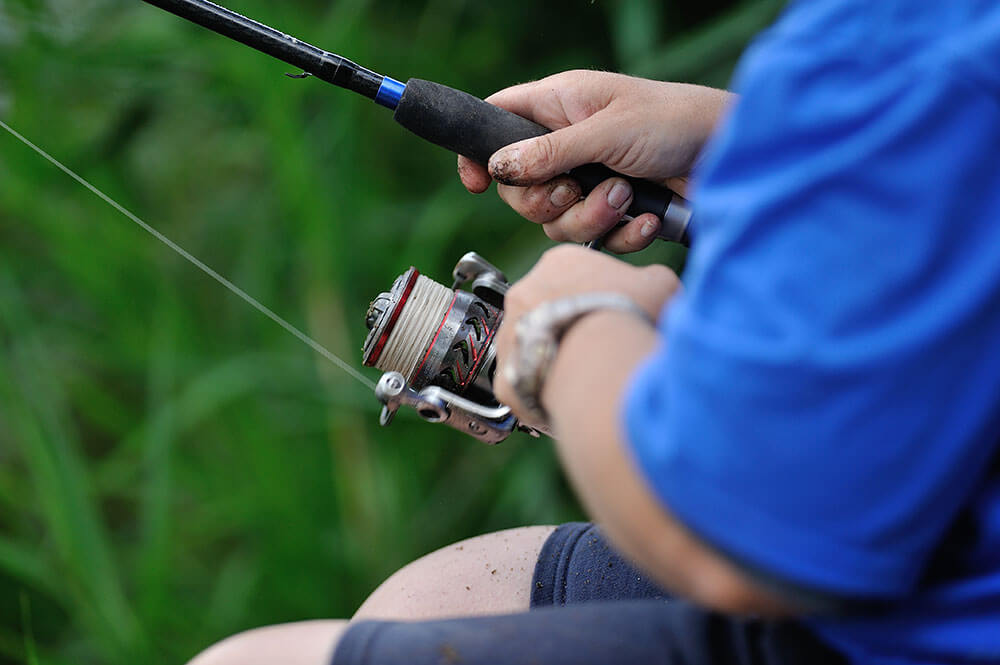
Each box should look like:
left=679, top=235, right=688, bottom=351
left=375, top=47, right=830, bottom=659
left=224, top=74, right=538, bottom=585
left=375, top=372, right=536, bottom=445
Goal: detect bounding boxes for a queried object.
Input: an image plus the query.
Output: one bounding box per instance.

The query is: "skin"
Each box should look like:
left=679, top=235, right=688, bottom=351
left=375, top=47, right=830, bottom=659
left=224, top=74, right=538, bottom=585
left=464, top=72, right=789, bottom=613
left=187, top=621, right=349, bottom=665
left=185, top=71, right=787, bottom=665
left=494, top=245, right=792, bottom=614
left=458, top=70, right=734, bottom=253
left=353, top=526, right=556, bottom=620
left=186, top=528, right=556, bottom=664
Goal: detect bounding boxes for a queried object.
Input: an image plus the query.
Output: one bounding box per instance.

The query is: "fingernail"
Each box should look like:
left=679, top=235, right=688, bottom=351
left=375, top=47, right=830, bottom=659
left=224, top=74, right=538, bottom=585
left=550, top=184, right=577, bottom=207
left=640, top=219, right=659, bottom=238
left=607, top=181, right=632, bottom=211
left=489, top=148, right=523, bottom=185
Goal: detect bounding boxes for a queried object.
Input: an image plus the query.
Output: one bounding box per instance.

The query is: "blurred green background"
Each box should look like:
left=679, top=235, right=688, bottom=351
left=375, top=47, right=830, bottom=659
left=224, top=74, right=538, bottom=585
left=0, top=1, right=780, bottom=663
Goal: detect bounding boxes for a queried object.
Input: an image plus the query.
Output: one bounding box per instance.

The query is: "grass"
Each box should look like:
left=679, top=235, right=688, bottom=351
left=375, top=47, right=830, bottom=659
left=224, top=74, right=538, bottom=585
left=0, top=1, right=780, bottom=663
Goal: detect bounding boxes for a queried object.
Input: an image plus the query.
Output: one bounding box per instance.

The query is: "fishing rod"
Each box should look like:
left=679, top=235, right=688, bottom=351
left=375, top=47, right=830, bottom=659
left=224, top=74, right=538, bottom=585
left=140, top=0, right=694, bottom=245
left=2, top=2, right=678, bottom=446
left=133, top=0, right=692, bottom=442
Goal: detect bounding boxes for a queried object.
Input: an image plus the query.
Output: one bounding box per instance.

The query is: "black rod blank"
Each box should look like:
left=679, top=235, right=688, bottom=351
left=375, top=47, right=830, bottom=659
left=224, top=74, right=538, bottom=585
left=139, top=0, right=385, bottom=99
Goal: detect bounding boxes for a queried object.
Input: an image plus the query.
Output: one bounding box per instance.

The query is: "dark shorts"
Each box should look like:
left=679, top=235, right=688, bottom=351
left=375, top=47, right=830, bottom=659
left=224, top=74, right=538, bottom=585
left=332, top=522, right=847, bottom=665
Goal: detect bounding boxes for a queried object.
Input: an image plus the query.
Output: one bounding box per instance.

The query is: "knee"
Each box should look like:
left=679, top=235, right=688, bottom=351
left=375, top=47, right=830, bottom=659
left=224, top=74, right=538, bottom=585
left=187, top=620, right=348, bottom=665
left=354, top=525, right=556, bottom=621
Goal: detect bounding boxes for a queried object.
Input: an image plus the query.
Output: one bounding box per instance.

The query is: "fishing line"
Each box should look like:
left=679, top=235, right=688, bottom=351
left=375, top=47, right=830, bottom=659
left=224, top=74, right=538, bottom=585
left=0, top=118, right=376, bottom=391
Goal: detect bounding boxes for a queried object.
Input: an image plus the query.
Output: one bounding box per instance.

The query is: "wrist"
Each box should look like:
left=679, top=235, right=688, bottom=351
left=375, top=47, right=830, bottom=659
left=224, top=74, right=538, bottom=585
left=541, top=309, right=659, bottom=431
left=506, top=294, right=652, bottom=427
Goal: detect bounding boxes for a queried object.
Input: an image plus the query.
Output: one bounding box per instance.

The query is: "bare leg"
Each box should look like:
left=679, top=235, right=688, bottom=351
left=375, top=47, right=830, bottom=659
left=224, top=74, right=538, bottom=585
left=354, top=525, right=556, bottom=620
left=187, top=620, right=349, bottom=665
left=185, top=526, right=557, bottom=664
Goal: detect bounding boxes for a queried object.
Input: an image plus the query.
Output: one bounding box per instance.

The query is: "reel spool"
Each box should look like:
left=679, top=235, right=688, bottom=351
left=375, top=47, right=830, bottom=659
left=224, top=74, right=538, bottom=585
left=362, top=252, right=543, bottom=443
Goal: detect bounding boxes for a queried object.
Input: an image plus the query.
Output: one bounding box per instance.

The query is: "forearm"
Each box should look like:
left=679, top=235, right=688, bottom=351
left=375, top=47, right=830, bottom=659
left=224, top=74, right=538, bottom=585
left=542, top=310, right=662, bottom=557
left=542, top=310, right=795, bottom=615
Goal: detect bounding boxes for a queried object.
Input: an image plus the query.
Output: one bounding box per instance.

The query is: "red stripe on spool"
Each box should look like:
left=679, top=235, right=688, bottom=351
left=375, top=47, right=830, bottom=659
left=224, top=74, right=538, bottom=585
left=411, top=292, right=458, bottom=382
left=364, top=268, right=419, bottom=368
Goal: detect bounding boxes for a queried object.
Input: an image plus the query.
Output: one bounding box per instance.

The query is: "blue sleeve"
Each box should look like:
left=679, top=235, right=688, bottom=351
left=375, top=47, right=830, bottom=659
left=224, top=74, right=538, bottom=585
left=624, top=9, right=1000, bottom=599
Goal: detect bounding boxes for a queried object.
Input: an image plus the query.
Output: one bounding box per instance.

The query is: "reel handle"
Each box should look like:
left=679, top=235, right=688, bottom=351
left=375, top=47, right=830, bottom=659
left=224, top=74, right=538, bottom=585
left=393, top=79, right=692, bottom=246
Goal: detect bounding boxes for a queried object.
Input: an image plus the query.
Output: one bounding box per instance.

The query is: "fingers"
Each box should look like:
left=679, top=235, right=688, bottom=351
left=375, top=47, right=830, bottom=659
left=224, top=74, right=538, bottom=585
left=483, top=70, right=618, bottom=126
left=483, top=80, right=556, bottom=124
left=540, top=178, right=632, bottom=242
left=456, top=111, right=609, bottom=194
left=499, top=177, right=633, bottom=243
left=635, top=262, right=682, bottom=318
left=602, top=213, right=661, bottom=254
left=492, top=323, right=518, bottom=414
left=464, top=161, right=661, bottom=253
left=457, top=155, right=492, bottom=193
left=487, top=113, right=617, bottom=187
left=494, top=177, right=581, bottom=224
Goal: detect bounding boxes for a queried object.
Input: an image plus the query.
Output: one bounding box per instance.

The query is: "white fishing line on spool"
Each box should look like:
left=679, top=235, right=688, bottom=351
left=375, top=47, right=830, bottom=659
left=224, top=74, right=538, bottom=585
left=371, top=274, right=453, bottom=380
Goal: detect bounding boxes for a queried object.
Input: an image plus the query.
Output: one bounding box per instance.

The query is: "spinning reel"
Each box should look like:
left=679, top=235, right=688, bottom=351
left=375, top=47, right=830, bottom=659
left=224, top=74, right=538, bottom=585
left=362, top=252, right=545, bottom=444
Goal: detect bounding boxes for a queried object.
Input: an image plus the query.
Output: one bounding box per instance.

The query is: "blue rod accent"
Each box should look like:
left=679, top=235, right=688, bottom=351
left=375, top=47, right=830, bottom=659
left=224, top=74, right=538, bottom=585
left=375, top=76, right=405, bottom=110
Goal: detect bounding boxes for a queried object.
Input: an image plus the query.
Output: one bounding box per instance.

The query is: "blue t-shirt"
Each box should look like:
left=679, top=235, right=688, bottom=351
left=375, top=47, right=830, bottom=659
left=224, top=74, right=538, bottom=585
left=624, top=1, right=1000, bottom=663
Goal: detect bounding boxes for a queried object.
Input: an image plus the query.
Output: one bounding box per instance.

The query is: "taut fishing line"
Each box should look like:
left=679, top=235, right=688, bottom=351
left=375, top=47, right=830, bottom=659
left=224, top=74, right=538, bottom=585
left=0, top=118, right=376, bottom=391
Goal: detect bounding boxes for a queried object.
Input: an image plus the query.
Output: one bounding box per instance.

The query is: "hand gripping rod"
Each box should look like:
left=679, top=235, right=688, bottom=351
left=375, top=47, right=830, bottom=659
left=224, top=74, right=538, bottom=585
left=141, top=0, right=693, bottom=245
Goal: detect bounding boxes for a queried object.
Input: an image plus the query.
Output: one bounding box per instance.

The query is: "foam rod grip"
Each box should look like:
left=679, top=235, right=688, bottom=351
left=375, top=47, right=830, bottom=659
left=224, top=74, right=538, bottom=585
left=393, top=78, right=690, bottom=245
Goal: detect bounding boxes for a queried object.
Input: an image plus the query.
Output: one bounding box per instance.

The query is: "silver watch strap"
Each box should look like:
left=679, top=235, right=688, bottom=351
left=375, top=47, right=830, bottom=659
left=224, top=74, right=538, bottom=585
left=507, top=293, right=653, bottom=426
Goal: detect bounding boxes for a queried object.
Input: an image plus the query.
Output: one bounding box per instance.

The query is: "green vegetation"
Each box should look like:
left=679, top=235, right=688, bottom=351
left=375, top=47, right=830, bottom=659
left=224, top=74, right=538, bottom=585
left=0, top=1, right=780, bottom=663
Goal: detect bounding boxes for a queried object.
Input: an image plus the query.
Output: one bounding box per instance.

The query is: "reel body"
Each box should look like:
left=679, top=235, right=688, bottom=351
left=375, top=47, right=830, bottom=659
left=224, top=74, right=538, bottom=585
left=363, top=252, right=543, bottom=443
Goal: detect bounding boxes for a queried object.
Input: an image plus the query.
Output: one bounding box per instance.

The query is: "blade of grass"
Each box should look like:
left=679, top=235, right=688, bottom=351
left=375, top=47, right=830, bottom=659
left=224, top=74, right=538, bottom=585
left=136, top=303, right=179, bottom=628
left=631, top=0, right=784, bottom=82
left=0, top=538, right=56, bottom=597
left=21, top=592, right=40, bottom=665
left=611, top=0, right=663, bottom=72
left=0, top=269, right=143, bottom=659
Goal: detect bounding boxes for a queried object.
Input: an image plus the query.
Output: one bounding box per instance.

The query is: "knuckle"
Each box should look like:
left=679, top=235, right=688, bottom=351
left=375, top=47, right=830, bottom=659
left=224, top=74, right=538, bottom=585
left=643, top=264, right=680, bottom=288
left=554, top=69, right=587, bottom=85
left=575, top=216, right=617, bottom=243
left=499, top=184, right=550, bottom=223
left=591, top=212, right=621, bottom=236
left=522, top=185, right=553, bottom=220
left=530, top=134, right=559, bottom=171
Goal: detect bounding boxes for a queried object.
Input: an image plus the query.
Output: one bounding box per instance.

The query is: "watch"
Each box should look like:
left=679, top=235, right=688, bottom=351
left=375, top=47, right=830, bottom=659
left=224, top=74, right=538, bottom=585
left=505, top=292, right=653, bottom=427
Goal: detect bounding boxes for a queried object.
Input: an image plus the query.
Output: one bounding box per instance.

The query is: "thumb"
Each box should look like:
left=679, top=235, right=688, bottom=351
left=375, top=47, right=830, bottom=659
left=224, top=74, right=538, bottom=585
left=487, top=113, right=617, bottom=186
